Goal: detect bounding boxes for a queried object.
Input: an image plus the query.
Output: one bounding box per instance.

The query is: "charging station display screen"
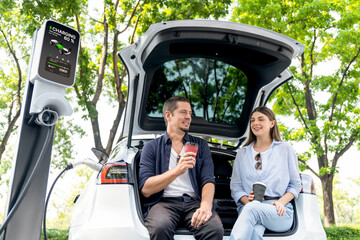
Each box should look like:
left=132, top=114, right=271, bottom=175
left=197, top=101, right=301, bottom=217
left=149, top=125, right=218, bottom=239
left=45, top=57, right=71, bottom=77
left=38, top=20, right=80, bottom=86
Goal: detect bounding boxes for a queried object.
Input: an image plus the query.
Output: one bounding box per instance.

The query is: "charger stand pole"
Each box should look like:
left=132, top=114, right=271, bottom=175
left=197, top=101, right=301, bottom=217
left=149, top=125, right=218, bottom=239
left=1, top=20, right=80, bottom=240
left=1, top=72, right=56, bottom=240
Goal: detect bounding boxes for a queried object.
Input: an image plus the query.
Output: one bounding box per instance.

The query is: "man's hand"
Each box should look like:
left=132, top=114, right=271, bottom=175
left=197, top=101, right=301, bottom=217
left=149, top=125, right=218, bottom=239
left=191, top=183, right=215, bottom=228
left=190, top=206, right=212, bottom=228
left=175, top=152, right=196, bottom=175
left=270, top=201, right=286, bottom=216
left=141, top=152, right=197, bottom=198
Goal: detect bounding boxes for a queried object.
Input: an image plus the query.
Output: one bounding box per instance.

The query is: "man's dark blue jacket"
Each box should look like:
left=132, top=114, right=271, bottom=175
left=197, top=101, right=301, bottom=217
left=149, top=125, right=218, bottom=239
left=139, top=131, right=215, bottom=216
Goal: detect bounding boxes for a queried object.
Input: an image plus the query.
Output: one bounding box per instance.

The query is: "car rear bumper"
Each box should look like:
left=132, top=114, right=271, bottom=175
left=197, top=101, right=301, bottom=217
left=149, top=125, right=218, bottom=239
left=69, top=177, right=326, bottom=240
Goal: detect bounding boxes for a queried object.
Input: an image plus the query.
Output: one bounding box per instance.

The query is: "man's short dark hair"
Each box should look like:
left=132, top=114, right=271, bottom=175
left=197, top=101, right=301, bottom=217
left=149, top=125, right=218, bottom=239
left=163, top=96, right=190, bottom=126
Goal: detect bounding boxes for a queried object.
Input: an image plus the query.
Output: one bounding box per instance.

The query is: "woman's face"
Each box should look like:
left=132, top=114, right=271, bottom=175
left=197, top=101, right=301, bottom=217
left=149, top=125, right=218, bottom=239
left=250, top=111, right=275, bottom=138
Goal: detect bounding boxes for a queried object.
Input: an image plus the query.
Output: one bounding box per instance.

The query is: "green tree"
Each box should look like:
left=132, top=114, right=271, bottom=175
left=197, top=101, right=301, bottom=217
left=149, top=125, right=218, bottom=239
left=333, top=177, right=360, bottom=225
left=73, top=0, right=232, bottom=154
left=0, top=1, right=87, bottom=181
left=0, top=2, right=25, bottom=162
left=231, top=0, right=360, bottom=226
left=317, top=176, right=360, bottom=225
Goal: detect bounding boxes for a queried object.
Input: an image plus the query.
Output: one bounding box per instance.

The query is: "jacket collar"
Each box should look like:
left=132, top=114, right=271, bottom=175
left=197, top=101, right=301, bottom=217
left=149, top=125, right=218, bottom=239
left=243, top=139, right=281, bottom=150
left=163, top=131, right=190, bottom=144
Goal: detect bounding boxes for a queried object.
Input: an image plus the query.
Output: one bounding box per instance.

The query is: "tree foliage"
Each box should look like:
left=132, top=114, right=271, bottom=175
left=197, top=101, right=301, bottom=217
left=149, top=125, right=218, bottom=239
left=333, top=177, right=360, bottom=225
left=0, top=2, right=27, bottom=163
left=45, top=167, right=94, bottom=230
left=0, top=1, right=88, bottom=177
left=72, top=0, right=232, bottom=154
left=232, top=0, right=360, bottom=226
left=317, top=177, right=360, bottom=225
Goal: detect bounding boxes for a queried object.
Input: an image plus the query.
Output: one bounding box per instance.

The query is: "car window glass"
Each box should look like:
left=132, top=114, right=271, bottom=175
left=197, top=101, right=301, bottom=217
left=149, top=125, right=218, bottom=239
left=146, top=58, right=248, bottom=125
left=109, top=144, right=121, bottom=160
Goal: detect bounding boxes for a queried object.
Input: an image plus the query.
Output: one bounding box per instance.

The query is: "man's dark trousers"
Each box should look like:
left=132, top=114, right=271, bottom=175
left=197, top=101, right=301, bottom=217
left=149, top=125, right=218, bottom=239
left=145, top=197, right=224, bottom=240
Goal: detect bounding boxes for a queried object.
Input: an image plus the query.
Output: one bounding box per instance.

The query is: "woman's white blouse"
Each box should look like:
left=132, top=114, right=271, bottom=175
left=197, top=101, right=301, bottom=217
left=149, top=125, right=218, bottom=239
left=230, top=140, right=302, bottom=205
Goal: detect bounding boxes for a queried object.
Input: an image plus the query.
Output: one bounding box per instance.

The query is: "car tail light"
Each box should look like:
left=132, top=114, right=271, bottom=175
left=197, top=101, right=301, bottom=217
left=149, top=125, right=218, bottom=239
left=300, top=173, right=316, bottom=194
left=100, top=163, right=129, bottom=184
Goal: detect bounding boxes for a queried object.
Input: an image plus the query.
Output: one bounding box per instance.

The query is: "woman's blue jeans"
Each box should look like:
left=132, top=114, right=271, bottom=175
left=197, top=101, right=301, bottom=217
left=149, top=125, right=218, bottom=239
left=230, top=200, right=294, bottom=240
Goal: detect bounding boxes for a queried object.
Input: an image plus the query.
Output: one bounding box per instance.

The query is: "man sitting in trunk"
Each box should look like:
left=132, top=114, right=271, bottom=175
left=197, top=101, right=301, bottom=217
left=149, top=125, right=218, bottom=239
left=139, top=96, right=224, bottom=240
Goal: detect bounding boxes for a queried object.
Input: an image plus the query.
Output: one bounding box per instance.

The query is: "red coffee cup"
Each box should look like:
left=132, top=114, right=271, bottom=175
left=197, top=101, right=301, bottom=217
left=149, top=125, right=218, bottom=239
left=185, top=142, right=198, bottom=156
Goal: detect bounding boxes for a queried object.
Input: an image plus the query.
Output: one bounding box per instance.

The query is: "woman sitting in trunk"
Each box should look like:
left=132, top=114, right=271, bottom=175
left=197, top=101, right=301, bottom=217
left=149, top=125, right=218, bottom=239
left=230, top=106, right=302, bottom=240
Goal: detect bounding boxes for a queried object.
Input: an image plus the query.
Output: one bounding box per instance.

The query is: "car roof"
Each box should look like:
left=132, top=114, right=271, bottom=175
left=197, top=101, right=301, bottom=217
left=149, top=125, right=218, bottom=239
left=118, top=20, right=304, bottom=144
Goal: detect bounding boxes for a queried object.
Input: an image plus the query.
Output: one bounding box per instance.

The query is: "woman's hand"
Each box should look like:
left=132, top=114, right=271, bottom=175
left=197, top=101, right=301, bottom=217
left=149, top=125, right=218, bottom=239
left=248, top=191, right=255, bottom=202
left=240, top=191, right=255, bottom=205
left=271, top=201, right=286, bottom=216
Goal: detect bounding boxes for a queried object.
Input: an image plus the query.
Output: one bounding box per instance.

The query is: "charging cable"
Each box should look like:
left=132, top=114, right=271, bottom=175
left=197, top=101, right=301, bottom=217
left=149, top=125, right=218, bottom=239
left=43, top=158, right=102, bottom=240
left=42, top=166, right=70, bottom=240
left=0, top=125, right=54, bottom=236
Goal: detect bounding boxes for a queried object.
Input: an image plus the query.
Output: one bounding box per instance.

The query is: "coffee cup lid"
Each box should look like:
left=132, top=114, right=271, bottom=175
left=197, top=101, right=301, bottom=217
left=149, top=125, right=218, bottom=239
left=185, top=142, right=198, bottom=146
left=253, top=182, right=266, bottom=187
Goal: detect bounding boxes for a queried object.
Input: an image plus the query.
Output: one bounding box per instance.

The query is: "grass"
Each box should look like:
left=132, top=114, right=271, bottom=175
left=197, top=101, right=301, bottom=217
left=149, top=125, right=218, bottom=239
left=41, top=228, right=69, bottom=240
left=20, top=225, right=360, bottom=240
left=325, top=225, right=360, bottom=240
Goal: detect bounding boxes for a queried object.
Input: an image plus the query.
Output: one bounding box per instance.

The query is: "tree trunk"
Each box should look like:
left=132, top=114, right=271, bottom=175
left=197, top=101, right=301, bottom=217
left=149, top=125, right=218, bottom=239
left=320, top=173, right=336, bottom=226
left=90, top=16, right=108, bottom=152
left=91, top=113, right=104, bottom=152
left=0, top=109, right=20, bottom=162
left=105, top=102, right=125, bottom=154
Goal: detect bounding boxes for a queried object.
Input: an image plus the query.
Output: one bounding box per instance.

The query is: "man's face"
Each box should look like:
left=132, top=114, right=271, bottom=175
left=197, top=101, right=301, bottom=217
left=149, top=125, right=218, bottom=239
left=166, top=102, right=192, bottom=133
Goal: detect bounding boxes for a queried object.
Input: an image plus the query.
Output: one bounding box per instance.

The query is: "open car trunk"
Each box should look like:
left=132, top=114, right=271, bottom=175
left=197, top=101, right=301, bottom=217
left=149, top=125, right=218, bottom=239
left=118, top=20, right=304, bottom=145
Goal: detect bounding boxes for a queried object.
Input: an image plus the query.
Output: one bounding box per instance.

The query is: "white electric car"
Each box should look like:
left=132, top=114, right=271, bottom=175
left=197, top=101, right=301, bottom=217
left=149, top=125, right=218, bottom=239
left=69, top=20, right=327, bottom=240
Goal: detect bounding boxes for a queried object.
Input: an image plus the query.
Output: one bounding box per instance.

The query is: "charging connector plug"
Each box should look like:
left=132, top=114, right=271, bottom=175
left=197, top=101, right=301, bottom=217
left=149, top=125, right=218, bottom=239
left=68, top=158, right=103, bottom=172
left=34, top=108, right=59, bottom=126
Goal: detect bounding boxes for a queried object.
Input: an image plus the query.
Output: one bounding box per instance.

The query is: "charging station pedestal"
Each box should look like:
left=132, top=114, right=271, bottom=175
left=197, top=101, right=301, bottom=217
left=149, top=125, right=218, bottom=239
left=1, top=20, right=80, bottom=240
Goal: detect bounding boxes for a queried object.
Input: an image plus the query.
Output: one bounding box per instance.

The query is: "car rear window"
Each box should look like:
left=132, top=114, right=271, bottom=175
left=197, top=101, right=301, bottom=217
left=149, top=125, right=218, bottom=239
left=145, top=58, right=248, bottom=125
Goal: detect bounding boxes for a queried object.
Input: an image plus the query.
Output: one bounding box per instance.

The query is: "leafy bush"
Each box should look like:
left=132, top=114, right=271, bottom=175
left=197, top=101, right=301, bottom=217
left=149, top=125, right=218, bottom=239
left=41, top=228, right=69, bottom=240
left=325, top=225, right=360, bottom=240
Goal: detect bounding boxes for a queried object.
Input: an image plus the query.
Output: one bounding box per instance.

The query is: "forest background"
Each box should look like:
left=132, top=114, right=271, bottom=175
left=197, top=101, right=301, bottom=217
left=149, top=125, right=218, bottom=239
left=0, top=0, right=360, bottom=234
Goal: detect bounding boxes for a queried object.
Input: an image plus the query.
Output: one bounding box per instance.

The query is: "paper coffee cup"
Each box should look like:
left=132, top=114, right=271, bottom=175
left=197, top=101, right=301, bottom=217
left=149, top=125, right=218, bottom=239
left=185, top=142, right=198, bottom=156
left=252, top=182, right=266, bottom=202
